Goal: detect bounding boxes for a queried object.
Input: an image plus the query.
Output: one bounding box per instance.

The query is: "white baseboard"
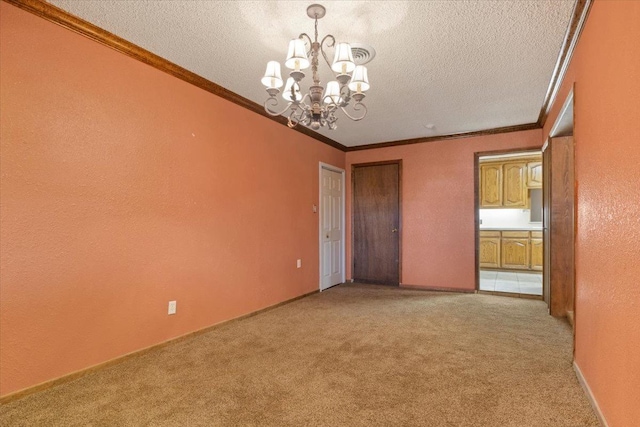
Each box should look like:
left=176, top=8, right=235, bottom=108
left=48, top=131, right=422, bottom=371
left=573, top=361, right=608, bottom=427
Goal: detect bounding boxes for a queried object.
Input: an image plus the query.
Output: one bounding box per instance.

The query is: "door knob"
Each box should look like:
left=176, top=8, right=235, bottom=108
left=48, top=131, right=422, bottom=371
left=392, top=228, right=398, bottom=233
left=326, top=234, right=330, bottom=238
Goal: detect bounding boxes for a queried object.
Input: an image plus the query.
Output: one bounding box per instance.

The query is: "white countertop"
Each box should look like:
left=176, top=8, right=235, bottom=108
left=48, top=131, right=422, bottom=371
left=480, top=226, right=543, bottom=231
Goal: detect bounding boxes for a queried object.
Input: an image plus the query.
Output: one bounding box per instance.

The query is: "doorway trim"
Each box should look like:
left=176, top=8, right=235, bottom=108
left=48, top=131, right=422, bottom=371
left=548, top=86, right=576, bottom=336
left=549, top=89, right=574, bottom=138
left=351, top=160, right=403, bottom=285
left=319, top=162, right=346, bottom=291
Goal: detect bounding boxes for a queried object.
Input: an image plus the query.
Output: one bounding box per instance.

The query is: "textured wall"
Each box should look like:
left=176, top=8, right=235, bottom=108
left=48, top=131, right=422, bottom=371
left=0, top=3, right=344, bottom=397
left=345, top=130, right=541, bottom=290
left=543, top=1, right=640, bottom=425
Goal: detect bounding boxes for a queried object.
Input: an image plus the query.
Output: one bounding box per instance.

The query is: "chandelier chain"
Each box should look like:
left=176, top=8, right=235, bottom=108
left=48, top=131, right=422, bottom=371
left=314, top=14, right=319, bottom=42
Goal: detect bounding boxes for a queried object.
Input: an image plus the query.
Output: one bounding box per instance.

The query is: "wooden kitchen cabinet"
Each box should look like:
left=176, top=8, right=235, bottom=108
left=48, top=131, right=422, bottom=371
left=502, top=162, right=528, bottom=207
left=527, top=161, right=543, bottom=188
left=530, top=231, right=543, bottom=271
left=500, top=231, right=530, bottom=270
left=480, top=164, right=502, bottom=207
left=479, top=231, right=501, bottom=268
left=479, top=155, right=540, bottom=208
left=479, top=230, right=543, bottom=271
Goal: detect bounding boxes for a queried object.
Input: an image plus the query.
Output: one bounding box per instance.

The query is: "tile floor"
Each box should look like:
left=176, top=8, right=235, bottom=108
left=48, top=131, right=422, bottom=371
left=479, top=270, right=543, bottom=295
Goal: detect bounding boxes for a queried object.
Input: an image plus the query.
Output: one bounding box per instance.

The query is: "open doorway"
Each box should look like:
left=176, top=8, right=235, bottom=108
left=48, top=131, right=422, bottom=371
left=476, top=150, right=543, bottom=298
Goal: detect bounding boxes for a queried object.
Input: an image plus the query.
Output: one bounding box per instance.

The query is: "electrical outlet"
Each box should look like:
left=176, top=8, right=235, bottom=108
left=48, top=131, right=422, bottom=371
left=297, top=259, right=302, bottom=268
left=168, top=300, right=177, bottom=315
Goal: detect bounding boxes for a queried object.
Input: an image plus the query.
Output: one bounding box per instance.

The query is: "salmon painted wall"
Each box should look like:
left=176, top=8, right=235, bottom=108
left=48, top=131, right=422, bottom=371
left=345, top=129, right=541, bottom=290
left=0, top=3, right=344, bottom=397
left=543, top=1, right=640, bottom=425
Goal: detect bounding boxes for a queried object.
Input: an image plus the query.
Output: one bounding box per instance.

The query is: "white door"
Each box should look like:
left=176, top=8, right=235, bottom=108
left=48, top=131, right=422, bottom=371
left=320, top=166, right=344, bottom=290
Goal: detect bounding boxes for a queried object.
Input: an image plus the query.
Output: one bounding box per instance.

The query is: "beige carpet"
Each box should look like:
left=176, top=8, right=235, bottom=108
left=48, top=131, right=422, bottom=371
left=0, top=284, right=598, bottom=426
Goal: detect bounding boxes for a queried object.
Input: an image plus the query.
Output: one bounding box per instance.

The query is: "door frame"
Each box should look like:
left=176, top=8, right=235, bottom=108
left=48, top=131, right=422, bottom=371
left=548, top=86, right=576, bottom=338
left=318, top=162, right=346, bottom=291
left=351, top=160, right=403, bottom=285
left=474, top=147, right=542, bottom=293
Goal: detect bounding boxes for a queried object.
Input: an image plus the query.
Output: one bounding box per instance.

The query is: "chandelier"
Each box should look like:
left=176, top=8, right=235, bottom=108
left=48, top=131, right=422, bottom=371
left=261, top=4, right=371, bottom=130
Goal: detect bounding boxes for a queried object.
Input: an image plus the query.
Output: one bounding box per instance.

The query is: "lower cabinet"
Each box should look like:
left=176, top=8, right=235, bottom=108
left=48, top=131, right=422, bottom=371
left=479, top=231, right=501, bottom=268
left=530, top=232, right=543, bottom=271
left=480, top=230, right=542, bottom=271
left=501, top=231, right=530, bottom=270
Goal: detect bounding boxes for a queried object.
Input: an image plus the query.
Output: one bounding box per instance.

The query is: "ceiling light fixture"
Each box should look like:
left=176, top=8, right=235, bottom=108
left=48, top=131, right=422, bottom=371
left=261, top=4, right=371, bottom=130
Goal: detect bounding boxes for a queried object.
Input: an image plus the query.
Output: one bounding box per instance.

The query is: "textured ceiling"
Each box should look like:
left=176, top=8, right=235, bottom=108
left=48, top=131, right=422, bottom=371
left=49, top=0, right=576, bottom=147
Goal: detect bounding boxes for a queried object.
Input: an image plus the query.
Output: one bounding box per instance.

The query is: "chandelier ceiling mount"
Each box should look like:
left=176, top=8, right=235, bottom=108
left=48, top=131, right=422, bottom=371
left=306, top=4, right=326, bottom=20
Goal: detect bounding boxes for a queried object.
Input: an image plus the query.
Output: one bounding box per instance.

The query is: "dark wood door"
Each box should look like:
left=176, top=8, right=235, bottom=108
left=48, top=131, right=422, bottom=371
left=543, top=137, right=575, bottom=318
left=352, top=162, right=400, bottom=285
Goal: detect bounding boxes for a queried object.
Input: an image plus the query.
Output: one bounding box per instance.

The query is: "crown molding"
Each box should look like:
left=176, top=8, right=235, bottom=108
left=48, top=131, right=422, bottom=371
left=4, top=0, right=589, bottom=152
left=537, top=0, right=593, bottom=127
left=345, top=123, right=541, bottom=152
left=2, top=0, right=347, bottom=152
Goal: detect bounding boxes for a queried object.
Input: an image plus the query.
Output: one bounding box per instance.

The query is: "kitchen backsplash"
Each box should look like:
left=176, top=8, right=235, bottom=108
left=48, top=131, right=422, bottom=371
left=479, top=208, right=541, bottom=229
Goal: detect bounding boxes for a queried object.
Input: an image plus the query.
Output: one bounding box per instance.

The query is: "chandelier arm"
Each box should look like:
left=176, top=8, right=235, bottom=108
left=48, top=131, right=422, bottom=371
left=320, top=34, right=336, bottom=70
left=326, top=112, right=338, bottom=129
left=338, top=85, right=351, bottom=106
left=299, top=92, right=311, bottom=107
left=264, top=98, right=293, bottom=117
left=298, top=33, right=313, bottom=54
left=295, top=95, right=311, bottom=117
left=287, top=107, right=307, bottom=128
left=301, top=112, right=312, bottom=126
left=295, top=106, right=309, bottom=123
left=340, top=102, right=368, bottom=121
left=322, top=102, right=338, bottom=113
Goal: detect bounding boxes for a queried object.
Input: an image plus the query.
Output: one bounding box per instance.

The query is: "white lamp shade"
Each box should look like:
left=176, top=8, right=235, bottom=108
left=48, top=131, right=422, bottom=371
left=261, top=61, right=283, bottom=89
left=348, top=65, right=370, bottom=92
left=282, top=77, right=302, bottom=102
left=331, top=42, right=356, bottom=74
left=323, top=81, right=342, bottom=104
left=285, top=39, right=310, bottom=70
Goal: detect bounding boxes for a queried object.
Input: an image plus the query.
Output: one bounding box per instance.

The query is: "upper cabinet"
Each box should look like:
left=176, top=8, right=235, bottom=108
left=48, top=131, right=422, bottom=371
left=480, top=164, right=502, bottom=207
left=527, top=161, right=543, bottom=188
left=503, top=162, right=527, bottom=207
left=479, top=155, right=542, bottom=208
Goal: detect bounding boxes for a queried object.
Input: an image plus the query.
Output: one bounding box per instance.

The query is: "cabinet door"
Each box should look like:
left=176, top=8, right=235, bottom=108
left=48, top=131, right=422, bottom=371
left=480, top=164, right=502, bottom=207
left=527, top=161, right=543, bottom=188
left=530, top=237, right=543, bottom=271
left=501, top=233, right=530, bottom=270
left=479, top=235, right=501, bottom=268
left=503, top=162, right=528, bottom=207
